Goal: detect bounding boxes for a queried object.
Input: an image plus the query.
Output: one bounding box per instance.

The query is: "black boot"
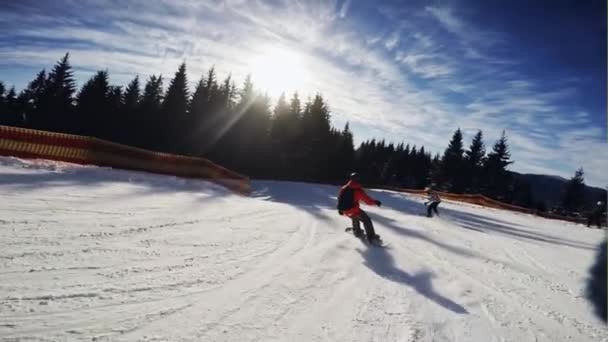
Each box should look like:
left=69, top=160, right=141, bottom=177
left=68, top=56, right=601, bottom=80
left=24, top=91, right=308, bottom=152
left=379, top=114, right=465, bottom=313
left=366, top=233, right=381, bottom=243
left=353, top=228, right=364, bottom=238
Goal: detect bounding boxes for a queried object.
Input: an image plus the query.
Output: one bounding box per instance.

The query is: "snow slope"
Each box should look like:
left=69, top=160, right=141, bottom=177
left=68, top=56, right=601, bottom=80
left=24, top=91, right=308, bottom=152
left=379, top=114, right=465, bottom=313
left=0, top=157, right=605, bottom=341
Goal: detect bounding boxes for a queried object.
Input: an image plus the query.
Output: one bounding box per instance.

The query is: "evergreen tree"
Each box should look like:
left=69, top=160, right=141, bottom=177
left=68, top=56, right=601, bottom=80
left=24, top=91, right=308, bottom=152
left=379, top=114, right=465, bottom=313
left=0, top=54, right=527, bottom=191
left=188, top=74, right=210, bottom=155
left=204, top=71, right=229, bottom=157
left=76, top=70, right=110, bottom=138
left=119, top=76, right=141, bottom=146
left=330, top=122, right=355, bottom=181
left=270, top=93, right=292, bottom=177
left=17, top=70, right=47, bottom=128
left=301, top=94, right=332, bottom=180
left=285, top=93, right=304, bottom=178
left=139, top=75, right=164, bottom=149
left=123, top=76, right=141, bottom=111
left=37, top=53, right=76, bottom=132
left=483, top=130, right=513, bottom=199
left=562, top=167, right=586, bottom=213
left=107, top=86, right=123, bottom=142
left=219, top=74, right=236, bottom=109
left=413, top=147, right=432, bottom=188
left=465, top=130, right=486, bottom=193
left=429, top=153, right=442, bottom=187
left=0, top=87, right=19, bottom=126
left=161, top=63, right=189, bottom=153
left=440, top=128, right=466, bottom=192
left=228, top=76, right=272, bottom=175
left=341, top=122, right=355, bottom=173
left=270, top=93, right=290, bottom=141
left=0, top=82, right=5, bottom=116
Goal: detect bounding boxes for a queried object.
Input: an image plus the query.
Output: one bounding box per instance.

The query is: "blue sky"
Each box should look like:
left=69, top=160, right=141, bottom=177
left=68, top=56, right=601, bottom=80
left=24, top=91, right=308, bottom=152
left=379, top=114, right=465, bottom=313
left=1, top=0, right=606, bottom=186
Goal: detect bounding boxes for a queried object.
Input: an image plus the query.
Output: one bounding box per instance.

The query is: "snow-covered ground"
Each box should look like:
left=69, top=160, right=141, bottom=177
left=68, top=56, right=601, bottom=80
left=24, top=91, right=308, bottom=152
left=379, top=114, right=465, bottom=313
left=0, top=157, right=605, bottom=341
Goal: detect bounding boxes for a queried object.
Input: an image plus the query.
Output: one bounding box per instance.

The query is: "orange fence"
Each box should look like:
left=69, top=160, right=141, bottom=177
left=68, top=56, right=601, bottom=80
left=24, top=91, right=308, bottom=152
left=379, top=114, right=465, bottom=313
left=0, top=125, right=250, bottom=194
left=381, top=186, right=588, bottom=225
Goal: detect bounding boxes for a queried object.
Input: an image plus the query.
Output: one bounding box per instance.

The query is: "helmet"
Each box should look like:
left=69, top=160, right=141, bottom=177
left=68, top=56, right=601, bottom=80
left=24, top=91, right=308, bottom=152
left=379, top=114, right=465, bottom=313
left=349, top=172, right=360, bottom=181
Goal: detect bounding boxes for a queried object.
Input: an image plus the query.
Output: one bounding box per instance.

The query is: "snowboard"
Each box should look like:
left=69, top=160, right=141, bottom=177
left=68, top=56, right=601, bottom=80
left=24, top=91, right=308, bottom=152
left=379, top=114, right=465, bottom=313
left=345, top=227, right=388, bottom=247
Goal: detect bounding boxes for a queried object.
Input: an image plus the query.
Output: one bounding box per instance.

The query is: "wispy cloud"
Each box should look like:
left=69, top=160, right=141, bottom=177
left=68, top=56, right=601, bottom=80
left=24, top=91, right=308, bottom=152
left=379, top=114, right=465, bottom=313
left=338, top=0, right=352, bottom=19
left=0, top=0, right=605, bottom=186
left=425, top=6, right=465, bottom=36
left=384, top=31, right=400, bottom=50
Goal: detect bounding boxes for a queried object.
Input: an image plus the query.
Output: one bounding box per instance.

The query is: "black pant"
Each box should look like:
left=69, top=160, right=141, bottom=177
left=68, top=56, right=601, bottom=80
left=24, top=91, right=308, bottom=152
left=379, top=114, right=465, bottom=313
left=427, top=201, right=440, bottom=217
left=351, top=210, right=376, bottom=238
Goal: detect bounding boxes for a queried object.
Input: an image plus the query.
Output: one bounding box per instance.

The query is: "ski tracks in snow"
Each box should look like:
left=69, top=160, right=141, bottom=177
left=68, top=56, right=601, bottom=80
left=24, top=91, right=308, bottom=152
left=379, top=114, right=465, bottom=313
left=0, top=162, right=606, bottom=341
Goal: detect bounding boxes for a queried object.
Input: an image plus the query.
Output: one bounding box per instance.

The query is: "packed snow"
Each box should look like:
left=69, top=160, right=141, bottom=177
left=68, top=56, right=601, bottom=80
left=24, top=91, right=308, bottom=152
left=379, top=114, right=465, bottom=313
left=0, top=156, right=605, bottom=341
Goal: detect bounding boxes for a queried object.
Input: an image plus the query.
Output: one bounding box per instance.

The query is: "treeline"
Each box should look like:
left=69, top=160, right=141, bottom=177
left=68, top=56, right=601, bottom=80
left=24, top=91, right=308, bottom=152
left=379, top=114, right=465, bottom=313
left=0, top=53, right=587, bottom=212
left=0, top=54, right=358, bottom=180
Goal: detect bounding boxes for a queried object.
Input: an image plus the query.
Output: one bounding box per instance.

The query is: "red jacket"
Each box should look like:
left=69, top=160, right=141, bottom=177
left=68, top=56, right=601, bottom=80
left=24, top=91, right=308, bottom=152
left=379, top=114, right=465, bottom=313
left=339, top=180, right=377, bottom=217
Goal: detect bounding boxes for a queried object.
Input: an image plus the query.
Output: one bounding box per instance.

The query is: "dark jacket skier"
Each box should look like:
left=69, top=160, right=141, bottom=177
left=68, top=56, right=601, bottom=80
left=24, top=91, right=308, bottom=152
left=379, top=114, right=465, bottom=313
left=587, top=201, right=606, bottom=228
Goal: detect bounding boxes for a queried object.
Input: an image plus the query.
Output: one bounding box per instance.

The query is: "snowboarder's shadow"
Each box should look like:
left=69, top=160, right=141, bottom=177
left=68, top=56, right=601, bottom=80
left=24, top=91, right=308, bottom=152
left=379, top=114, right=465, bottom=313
left=357, top=245, right=468, bottom=314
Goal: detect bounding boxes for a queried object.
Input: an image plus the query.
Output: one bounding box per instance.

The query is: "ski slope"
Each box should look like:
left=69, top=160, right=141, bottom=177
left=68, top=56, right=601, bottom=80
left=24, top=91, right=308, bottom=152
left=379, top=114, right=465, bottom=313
left=0, top=157, right=605, bottom=342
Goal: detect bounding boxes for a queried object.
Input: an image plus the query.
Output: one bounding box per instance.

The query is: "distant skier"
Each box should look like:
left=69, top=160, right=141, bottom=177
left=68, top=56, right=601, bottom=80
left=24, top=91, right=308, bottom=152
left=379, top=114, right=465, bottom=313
left=587, top=201, right=606, bottom=228
left=337, top=173, right=382, bottom=243
left=425, top=187, right=441, bottom=217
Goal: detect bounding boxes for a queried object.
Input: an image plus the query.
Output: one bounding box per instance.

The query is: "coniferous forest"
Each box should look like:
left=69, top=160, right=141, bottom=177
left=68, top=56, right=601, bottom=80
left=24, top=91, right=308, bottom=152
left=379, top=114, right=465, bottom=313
left=0, top=53, right=598, bottom=212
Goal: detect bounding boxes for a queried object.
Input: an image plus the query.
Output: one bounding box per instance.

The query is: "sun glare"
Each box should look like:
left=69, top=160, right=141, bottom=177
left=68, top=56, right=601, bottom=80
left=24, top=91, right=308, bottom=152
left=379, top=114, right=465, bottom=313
left=248, top=46, right=310, bottom=99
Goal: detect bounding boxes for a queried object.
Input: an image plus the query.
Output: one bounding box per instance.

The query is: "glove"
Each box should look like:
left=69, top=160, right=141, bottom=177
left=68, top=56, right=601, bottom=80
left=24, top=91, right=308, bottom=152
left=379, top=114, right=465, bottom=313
left=338, top=210, right=343, bottom=215
left=375, top=200, right=382, bottom=207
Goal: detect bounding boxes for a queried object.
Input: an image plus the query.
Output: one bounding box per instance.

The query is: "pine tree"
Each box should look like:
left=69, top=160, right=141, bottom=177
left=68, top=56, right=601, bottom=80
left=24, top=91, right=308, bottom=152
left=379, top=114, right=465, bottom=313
left=17, top=70, right=47, bottom=128
left=334, top=122, right=355, bottom=181
left=123, top=76, right=141, bottom=111
left=119, top=76, right=141, bottom=146
left=204, top=70, right=228, bottom=156
left=562, top=168, right=586, bottom=213
left=219, top=74, right=236, bottom=109
left=38, top=53, right=76, bottom=132
left=270, top=93, right=292, bottom=177
left=290, top=92, right=302, bottom=119
left=228, top=76, right=272, bottom=175
left=161, top=63, right=189, bottom=153
left=465, top=130, right=486, bottom=193
left=107, top=86, right=123, bottom=142
left=429, top=153, right=442, bottom=187
left=76, top=70, right=110, bottom=137
left=188, top=74, right=209, bottom=154
left=0, top=81, right=5, bottom=115
left=301, top=94, right=332, bottom=180
left=414, top=146, right=432, bottom=188
left=483, top=130, right=513, bottom=199
left=139, top=75, right=164, bottom=149
left=0, top=87, right=19, bottom=126
left=440, top=128, right=466, bottom=192
left=270, top=93, right=290, bottom=143
left=206, top=72, right=236, bottom=164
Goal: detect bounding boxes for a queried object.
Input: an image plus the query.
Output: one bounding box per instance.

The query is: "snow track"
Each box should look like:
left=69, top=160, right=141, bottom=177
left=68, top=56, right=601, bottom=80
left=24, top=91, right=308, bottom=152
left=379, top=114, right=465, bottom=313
left=0, top=157, right=605, bottom=341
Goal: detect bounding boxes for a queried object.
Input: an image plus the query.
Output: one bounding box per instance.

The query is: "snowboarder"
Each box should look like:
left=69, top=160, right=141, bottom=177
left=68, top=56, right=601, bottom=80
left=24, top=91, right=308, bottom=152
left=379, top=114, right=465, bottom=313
left=425, top=187, right=441, bottom=217
left=337, top=173, right=382, bottom=243
left=587, top=201, right=606, bottom=228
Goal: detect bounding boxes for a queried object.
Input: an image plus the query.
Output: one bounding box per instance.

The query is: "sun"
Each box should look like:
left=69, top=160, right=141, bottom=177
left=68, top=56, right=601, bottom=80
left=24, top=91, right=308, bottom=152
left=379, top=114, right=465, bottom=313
left=248, top=46, right=310, bottom=99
